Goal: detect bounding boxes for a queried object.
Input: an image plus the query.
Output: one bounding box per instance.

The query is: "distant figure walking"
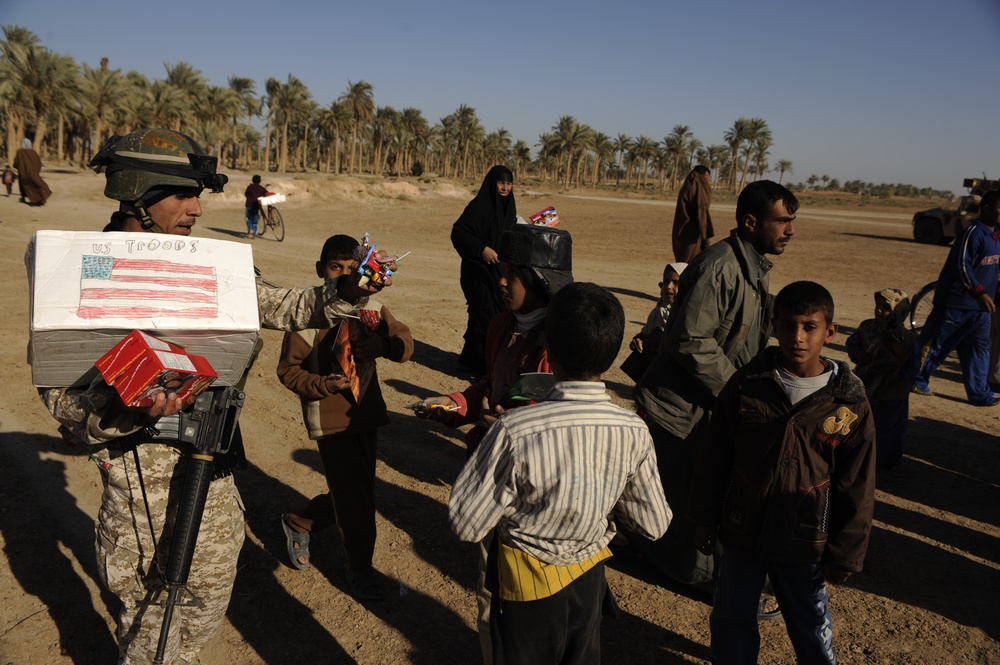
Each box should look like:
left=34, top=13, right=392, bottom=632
left=244, top=174, right=269, bottom=239
left=13, top=138, right=51, bottom=206
left=451, top=165, right=517, bottom=375
left=672, top=165, right=713, bottom=263
left=2, top=165, right=14, bottom=196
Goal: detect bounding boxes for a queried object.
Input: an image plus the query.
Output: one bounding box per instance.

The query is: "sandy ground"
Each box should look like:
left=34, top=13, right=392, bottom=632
left=0, top=170, right=997, bottom=664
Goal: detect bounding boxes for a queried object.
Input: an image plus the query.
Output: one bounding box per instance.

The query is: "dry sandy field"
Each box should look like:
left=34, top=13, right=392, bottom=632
left=0, top=169, right=997, bottom=664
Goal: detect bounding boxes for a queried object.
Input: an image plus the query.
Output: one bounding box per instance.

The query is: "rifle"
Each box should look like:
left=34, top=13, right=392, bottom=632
left=152, top=385, right=244, bottom=665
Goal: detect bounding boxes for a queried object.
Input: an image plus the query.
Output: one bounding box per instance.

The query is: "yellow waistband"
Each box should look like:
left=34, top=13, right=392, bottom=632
left=497, top=542, right=612, bottom=601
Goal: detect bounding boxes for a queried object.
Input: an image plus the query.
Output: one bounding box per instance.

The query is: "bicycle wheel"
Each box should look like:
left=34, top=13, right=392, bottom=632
left=908, top=281, right=937, bottom=330
left=268, top=206, right=285, bottom=242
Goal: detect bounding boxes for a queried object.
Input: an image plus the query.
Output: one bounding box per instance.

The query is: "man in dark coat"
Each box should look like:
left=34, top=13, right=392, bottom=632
left=451, top=165, right=517, bottom=375
left=13, top=138, right=52, bottom=206
left=672, top=165, right=713, bottom=263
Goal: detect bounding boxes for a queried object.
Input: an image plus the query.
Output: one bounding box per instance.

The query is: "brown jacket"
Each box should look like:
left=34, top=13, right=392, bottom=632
left=689, top=347, right=876, bottom=572
left=277, top=301, right=413, bottom=438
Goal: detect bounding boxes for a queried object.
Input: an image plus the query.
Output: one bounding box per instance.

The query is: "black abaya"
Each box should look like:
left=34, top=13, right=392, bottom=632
left=450, top=165, right=517, bottom=374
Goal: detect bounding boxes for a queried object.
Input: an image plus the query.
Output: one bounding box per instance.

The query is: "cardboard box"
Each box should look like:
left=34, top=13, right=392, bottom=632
left=26, top=231, right=260, bottom=387
left=97, top=330, right=217, bottom=407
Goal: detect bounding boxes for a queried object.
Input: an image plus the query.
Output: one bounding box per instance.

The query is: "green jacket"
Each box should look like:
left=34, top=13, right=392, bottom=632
left=635, top=230, right=773, bottom=439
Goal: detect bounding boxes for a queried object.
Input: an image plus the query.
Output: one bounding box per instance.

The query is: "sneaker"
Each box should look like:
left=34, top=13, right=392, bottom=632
left=971, top=397, right=998, bottom=407
left=911, top=385, right=933, bottom=396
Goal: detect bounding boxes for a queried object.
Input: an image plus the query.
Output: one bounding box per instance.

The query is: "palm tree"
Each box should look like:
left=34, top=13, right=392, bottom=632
left=163, top=61, right=207, bottom=132
left=452, top=104, right=482, bottom=178
left=138, top=79, right=186, bottom=131
left=340, top=80, right=374, bottom=174
left=263, top=77, right=280, bottom=171
left=632, top=135, right=657, bottom=189
left=481, top=128, right=512, bottom=171
left=535, top=132, right=554, bottom=182
left=550, top=116, right=579, bottom=185
left=723, top=117, right=750, bottom=191
left=271, top=75, right=311, bottom=172
left=750, top=131, right=772, bottom=182
left=664, top=124, right=693, bottom=190
left=512, top=139, right=531, bottom=178
left=397, top=107, right=428, bottom=175
left=227, top=75, right=257, bottom=168
left=79, top=59, right=125, bottom=156
left=372, top=105, right=398, bottom=174
left=774, top=159, right=793, bottom=184
left=0, top=25, right=41, bottom=157
left=590, top=132, right=614, bottom=186
left=201, top=85, right=241, bottom=157
left=612, top=134, right=633, bottom=187
left=26, top=49, right=79, bottom=159
left=706, top=144, right=730, bottom=183
left=737, top=117, right=768, bottom=191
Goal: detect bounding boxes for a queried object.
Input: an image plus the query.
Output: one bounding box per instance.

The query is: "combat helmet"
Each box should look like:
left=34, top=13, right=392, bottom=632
left=89, top=128, right=228, bottom=229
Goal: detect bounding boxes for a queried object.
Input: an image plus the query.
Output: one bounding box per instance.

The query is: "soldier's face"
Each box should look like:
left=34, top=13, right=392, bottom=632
left=146, top=190, right=203, bottom=235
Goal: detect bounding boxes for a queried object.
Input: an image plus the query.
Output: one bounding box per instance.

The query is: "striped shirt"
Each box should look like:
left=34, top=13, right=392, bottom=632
left=449, top=381, right=672, bottom=566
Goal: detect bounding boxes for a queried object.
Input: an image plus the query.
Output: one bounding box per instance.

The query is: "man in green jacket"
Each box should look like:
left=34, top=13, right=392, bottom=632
left=631, top=180, right=799, bottom=588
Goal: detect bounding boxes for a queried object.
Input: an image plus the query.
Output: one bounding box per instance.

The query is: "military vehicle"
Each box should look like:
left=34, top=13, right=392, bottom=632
left=912, top=177, right=1000, bottom=244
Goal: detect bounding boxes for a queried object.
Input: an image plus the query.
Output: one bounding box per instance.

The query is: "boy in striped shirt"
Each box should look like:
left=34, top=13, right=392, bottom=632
left=449, top=282, right=671, bottom=665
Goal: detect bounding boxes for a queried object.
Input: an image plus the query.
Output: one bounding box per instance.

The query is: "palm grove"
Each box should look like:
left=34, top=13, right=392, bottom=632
left=2, top=24, right=951, bottom=198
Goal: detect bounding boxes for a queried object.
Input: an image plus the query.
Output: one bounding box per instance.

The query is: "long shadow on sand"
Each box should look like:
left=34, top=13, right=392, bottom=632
left=839, top=232, right=925, bottom=245
left=0, top=432, right=119, bottom=664
left=606, top=285, right=660, bottom=304
left=282, top=449, right=479, bottom=663
left=854, top=414, right=1000, bottom=640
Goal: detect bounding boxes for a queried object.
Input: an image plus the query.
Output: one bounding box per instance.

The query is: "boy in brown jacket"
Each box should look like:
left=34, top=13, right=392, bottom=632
left=690, top=281, right=875, bottom=664
left=278, top=234, right=413, bottom=600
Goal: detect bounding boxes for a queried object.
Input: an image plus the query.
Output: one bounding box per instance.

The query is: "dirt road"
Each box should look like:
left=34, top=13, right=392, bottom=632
left=1, top=172, right=996, bottom=664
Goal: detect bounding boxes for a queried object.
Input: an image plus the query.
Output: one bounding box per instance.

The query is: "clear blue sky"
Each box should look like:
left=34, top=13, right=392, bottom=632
left=5, top=0, right=1000, bottom=193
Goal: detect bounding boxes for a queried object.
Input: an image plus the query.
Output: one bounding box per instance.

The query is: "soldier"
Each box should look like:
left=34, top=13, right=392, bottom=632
left=38, top=128, right=393, bottom=664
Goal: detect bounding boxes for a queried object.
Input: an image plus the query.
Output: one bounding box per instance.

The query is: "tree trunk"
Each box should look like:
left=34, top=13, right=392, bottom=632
left=264, top=114, right=273, bottom=172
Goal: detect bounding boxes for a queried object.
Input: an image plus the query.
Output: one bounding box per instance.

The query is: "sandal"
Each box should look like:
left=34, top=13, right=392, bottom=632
left=345, top=566, right=385, bottom=601
left=281, top=514, right=311, bottom=570
left=757, top=594, right=782, bottom=621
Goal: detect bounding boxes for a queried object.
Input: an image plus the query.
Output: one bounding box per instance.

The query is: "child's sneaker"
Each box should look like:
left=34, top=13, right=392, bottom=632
left=911, top=384, right=933, bottom=396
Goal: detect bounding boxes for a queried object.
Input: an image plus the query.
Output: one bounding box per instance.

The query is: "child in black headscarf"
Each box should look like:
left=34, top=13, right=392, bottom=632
left=846, top=288, right=920, bottom=469
left=451, top=165, right=517, bottom=376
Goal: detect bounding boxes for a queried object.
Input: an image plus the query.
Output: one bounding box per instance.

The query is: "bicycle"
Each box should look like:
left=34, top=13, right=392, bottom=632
left=256, top=192, right=286, bottom=242
left=908, top=281, right=936, bottom=330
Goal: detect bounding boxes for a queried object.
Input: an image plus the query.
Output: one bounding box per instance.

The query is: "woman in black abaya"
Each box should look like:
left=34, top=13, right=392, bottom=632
left=450, top=165, right=517, bottom=375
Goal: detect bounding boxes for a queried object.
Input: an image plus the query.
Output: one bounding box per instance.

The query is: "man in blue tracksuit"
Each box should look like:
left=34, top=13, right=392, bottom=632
left=913, top=190, right=1000, bottom=406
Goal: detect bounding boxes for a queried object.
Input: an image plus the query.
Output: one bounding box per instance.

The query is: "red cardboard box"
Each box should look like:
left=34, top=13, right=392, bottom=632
left=96, top=330, right=217, bottom=407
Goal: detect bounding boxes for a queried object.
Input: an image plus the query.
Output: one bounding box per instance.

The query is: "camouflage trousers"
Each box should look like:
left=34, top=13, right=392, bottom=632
left=94, top=442, right=245, bottom=665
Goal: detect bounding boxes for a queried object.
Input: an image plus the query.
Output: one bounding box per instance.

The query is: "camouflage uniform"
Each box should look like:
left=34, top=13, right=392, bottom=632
left=41, top=278, right=366, bottom=665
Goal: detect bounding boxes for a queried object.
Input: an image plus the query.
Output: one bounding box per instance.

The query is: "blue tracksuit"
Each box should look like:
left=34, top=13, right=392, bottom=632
left=915, top=220, right=1000, bottom=404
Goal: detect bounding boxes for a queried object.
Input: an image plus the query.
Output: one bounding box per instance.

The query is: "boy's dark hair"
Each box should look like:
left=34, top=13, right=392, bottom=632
left=319, top=234, right=359, bottom=263
left=774, top=280, right=835, bottom=324
left=545, top=282, right=624, bottom=379
left=736, top=180, right=799, bottom=225
left=693, top=165, right=710, bottom=176
left=981, top=190, right=1000, bottom=209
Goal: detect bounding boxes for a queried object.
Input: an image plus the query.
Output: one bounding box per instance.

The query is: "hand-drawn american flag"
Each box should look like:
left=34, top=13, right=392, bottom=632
left=78, top=255, right=218, bottom=319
